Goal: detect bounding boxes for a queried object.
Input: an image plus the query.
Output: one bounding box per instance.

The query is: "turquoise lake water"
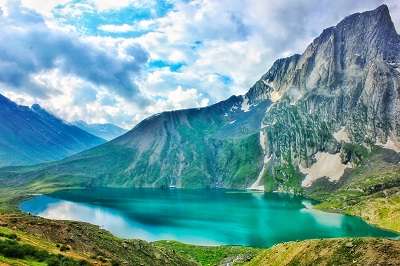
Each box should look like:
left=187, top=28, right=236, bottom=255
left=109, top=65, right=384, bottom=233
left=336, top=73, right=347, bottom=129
left=20, top=188, right=398, bottom=247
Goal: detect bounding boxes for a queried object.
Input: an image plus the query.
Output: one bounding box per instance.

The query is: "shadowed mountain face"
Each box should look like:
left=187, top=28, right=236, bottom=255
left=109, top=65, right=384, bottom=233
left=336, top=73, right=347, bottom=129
left=0, top=94, right=105, bottom=167
left=73, top=121, right=127, bottom=141
left=2, top=5, right=399, bottom=191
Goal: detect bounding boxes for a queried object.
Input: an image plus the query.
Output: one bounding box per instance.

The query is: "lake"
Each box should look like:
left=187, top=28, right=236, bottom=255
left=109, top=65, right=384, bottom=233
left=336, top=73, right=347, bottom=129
left=20, top=188, right=398, bottom=247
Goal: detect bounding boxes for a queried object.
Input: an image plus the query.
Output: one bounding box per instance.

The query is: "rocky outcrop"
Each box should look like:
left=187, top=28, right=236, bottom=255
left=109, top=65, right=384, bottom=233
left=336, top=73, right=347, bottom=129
left=254, top=5, right=400, bottom=191
left=2, top=5, right=399, bottom=192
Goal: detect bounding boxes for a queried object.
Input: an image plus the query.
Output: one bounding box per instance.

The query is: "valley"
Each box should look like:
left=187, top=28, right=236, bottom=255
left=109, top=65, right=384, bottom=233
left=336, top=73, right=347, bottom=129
left=0, top=3, right=399, bottom=266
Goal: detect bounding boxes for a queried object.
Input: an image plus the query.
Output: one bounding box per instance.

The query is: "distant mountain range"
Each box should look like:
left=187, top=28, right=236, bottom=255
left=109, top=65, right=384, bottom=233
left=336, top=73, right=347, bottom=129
left=0, top=94, right=105, bottom=167
left=73, top=120, right=127, bottom=141
left=0, top=5, right=399, bottom=192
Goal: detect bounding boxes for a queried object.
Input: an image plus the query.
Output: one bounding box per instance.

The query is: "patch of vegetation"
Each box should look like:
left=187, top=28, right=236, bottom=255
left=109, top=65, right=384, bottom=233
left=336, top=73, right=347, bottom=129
left=272, top=161, right=303, bottom=194
left=0, top=239, right=88, bottom=265
left=0, top=214, right=196, bottom=266
left=263, top=100, right=335, bottom=192
left=245, top=238, right=400, bottom=266
left=154, top=240, right=261, bottom=266
left=340, top=143, right=369, bottom=166
left=310, top=147, right=400, bottom=232
left=216, top=133, right=263, bottom=188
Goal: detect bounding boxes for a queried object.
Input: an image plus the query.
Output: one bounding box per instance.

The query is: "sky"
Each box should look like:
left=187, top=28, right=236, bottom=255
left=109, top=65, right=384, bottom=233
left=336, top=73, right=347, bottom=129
left=0, top=0, right=399, bottom=129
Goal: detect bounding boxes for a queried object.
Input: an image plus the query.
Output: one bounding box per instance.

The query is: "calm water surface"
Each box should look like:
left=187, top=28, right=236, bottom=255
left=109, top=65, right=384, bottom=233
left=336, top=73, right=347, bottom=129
left=20, top=188, right=397, bottom=247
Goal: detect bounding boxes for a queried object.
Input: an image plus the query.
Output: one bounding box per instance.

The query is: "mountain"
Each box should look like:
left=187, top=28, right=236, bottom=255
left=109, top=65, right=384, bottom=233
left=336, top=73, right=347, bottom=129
left=1, top=5, right=399, bottom=192
left=0, top=94, right=105, bottom=167
left=73, top=120, right=127, bottom=141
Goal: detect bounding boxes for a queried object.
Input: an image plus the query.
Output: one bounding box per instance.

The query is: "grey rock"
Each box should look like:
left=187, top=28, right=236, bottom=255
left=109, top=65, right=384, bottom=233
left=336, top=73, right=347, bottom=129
left=3, top=5, right=399, bottom=192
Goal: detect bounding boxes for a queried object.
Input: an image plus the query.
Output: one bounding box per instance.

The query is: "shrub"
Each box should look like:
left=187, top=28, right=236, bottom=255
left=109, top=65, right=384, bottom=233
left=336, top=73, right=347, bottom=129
left=0, top=239, right=88, bottom=265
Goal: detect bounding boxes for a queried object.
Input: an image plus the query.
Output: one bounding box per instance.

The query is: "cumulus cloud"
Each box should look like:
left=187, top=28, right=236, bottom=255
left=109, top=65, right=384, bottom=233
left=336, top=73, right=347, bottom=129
left=98, top=24, right=137, bottom=33
left=132, top=0, right=400, bottom=105
left=1, top=0, right=400, bottom=129
left=0, top=0, right=149, bottom=103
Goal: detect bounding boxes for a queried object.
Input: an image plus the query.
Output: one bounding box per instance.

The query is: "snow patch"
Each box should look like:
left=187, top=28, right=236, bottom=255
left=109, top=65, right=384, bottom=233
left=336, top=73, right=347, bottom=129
left=333, top=127, right=350, bottom=142
left=300, top=152, right=349, bottom=187
left=262, top=79, right=274, bottom=87
left=248, top=156, right=270, bottom=191
left=259, top=130, right=266, bottom=151
left=241, top=96, right=250, bottom=112
left=248, top=128, right=269, bottom=191
left=230, top=105, right=239, bottom=112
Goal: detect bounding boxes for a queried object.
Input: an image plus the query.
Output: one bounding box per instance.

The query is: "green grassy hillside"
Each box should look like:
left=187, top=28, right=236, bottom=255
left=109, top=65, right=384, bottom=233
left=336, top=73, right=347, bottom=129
left=245, top=238, right=400, bottom=266
left=307, top=147, right=400, bottom=232
left=0, top=213, right=197, bottom=266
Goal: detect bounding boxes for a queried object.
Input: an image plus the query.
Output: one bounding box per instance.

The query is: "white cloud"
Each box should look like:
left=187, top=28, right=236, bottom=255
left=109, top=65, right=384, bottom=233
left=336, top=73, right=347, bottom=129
left=19, top=0, right=71, bottom=17
left=1, top=0, right=400, bottom=130
left=92, top=0, right=133, bottom=11
left=98, top=24, right=137, bottom=33
left=97, top=20, right=157, bottom=33
left=165, top=86, right=209, bottom=110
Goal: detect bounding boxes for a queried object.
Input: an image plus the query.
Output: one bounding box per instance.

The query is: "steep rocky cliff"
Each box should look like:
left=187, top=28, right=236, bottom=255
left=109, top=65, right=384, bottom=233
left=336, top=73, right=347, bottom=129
left=1, top=5, right=399, bottom=192
left=256, top=4, right=400, bottom=192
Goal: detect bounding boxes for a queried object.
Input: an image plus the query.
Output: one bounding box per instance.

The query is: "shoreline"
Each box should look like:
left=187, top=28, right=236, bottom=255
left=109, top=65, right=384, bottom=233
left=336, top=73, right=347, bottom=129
left=0, top=185, right=398, bottom=265
left=11, top=187, right=400, bottom=248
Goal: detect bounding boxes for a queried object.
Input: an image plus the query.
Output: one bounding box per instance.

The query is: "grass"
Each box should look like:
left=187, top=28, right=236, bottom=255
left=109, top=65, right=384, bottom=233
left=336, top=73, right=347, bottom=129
left=316, top=190, right=400, bottom=232
left=311, top=147, right=400, bottom=232
left=245, top=238, right=400, bottom=266
left=0, top=146, right=398, bottom=265
left=0, top=213, right=197, bottom=266
left=0, top=255, right=47, bottom=266
left=0, top=226, right=89, bottom=263
left=0, top=236, right=88, bottom=266
left=154, top=240, right=261, bottom=266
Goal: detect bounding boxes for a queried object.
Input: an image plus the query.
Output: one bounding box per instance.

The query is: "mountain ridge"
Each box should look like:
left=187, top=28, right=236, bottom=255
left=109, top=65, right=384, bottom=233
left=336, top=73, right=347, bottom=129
left=0, top=4, right=399, bottom=192
left=0, top=94, right=105, bottom=167
left=73, top=120, right=127, bottom=141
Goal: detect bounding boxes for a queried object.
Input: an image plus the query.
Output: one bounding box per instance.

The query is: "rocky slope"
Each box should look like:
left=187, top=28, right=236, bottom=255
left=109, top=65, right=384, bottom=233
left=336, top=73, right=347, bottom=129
left=310, top=146, right=400, bottom=232
left=0, top=5, right=399, bottom=193
left=245, top=238, right=400, bottom=266
left=0, top=94, right=105, bottom=167
left=0, top=213, right=197, bottom=266
left=257, top=4, right=400, bottom=192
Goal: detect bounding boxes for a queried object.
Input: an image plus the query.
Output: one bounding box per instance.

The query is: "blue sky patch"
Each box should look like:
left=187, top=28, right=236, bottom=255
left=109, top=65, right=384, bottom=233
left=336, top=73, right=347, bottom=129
left=216, top=74, right=233, bottom=85
left=52, top=0, right=174, bottom=37
left=148, top=60, right=185, bottom=72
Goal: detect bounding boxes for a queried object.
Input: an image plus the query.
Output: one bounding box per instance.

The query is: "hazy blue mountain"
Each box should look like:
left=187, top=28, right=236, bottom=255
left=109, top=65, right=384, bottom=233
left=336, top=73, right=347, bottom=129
left=73, top=120, right=127, bottom=141
left=1, top=5, right=399, bottom=192
left=0, top=94, right=105, bottom=167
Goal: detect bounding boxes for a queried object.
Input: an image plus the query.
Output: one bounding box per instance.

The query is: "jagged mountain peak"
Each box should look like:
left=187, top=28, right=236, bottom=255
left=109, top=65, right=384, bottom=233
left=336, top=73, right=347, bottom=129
left=5, top=5, right=398, bottom=191
left=338, top=4, right=395, bottom=34
left=248, top=4, right=400, bottom=106
left=339, top=4, right=392, bottom=27
left=310, top=4, right=398, bottom=60
left=251, top=5, right=400, bottom=191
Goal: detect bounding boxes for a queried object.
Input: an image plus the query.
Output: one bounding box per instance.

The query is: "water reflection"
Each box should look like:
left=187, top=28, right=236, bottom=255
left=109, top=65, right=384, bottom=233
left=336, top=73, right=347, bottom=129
left=20, top=189, right=398, bottom=247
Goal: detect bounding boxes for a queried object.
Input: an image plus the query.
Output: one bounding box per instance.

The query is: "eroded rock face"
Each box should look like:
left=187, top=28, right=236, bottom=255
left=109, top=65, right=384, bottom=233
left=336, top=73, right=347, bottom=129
left=5, top=5, right=399, bottom=192
left=255, top=5, right=400, bottom=191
